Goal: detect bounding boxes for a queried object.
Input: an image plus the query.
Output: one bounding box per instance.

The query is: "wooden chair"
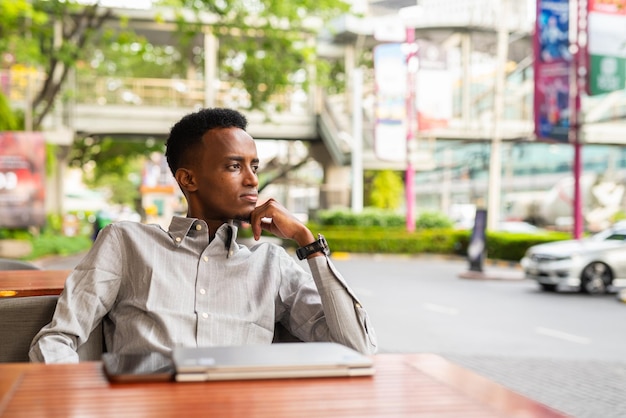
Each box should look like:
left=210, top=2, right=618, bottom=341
left=0, top=295, right=104, bottom=363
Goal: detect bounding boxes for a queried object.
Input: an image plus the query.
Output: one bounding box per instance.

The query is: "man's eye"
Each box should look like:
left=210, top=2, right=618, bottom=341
left=228, top=163, right=241, bottom=170
left=252, top=165, right=259, bottom=173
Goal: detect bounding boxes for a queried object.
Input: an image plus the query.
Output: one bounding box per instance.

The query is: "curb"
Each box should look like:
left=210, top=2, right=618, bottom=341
left=330, top=252, right=521, bottom=269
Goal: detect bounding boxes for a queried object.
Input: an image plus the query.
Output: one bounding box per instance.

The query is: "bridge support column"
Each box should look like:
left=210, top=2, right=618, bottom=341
left=309, top=142, right=351, bottom=210
left=319, top=165, right=351, bottom=209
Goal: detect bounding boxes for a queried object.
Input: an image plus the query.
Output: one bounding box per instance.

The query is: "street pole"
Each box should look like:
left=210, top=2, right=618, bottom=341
left=203, top=31, right=218, bottom=108
left=405, top=27, right=417, bottom=232
left=351, top=68, right=364, bottom=213
left=487, top=0, right=509, bottom=231
left=571, top=0, right=587, bottom=239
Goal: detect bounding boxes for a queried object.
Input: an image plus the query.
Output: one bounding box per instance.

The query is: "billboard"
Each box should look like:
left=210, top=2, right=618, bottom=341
left=373, top=40, right=452, bottom=160
left=586, top=0, right=626, bottom=95
left=416, top=39, right=452, bottom=131
left=0, top=132, right=46, bottom=227
left=373, top=43, right=408, bottom=162
left=533, top=0, right=572, bottom=142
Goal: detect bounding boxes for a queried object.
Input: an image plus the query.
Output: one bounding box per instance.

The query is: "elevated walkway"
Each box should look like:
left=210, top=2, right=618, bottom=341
left=6, top=69, right=626, bottom=172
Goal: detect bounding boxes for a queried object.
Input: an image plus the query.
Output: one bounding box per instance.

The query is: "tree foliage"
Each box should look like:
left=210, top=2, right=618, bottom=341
left=1, top=0, right=350, bottom=128
left=158, top=0, right=350, bottom=109
left=367, top=170, right=404, bottom=210
left=0, top=1, right=117, bottom=129
left=68, top=136, right=164, bottom=206
left=1, top=0, right=351, bottom=209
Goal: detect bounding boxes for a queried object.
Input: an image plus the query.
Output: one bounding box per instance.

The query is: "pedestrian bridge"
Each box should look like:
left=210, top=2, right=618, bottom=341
left=9, top=72, right=626, bottom=171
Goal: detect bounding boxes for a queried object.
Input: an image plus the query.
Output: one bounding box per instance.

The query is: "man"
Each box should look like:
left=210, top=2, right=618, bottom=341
left=30, top=108, right=377, bottom=363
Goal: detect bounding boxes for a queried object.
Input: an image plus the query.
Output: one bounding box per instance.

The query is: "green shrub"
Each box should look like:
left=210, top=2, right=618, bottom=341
left=314, top=208, right=454, bottom=230
left=304, top=223, right=570, bottom=262
left=27, top=233, right=93, bottom=260
left=415, top=211, right=454, bottom=229
left=314, top=208, right=405, bottom=227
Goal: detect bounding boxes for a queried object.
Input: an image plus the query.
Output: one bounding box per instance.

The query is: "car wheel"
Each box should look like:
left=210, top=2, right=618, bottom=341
left=540, top=283, right=557, bottom=292
left=580, top=262, right=612, bottom=294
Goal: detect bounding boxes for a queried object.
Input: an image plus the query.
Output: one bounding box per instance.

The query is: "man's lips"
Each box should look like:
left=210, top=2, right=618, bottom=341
left=241, top=193, right=258, bottom=203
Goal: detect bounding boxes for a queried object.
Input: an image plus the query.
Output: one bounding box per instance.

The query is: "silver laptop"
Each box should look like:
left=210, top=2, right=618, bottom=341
left=172, top=342, right=375, bottom=382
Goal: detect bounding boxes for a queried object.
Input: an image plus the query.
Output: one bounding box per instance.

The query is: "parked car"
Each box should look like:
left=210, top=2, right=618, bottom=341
left=520, top=222, right=626, bottom=294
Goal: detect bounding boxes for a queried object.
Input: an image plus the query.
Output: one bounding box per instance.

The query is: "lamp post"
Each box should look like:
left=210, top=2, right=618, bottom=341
left=405, top=27, right=417, bottom=232
left=487, top=0, right=509, bottom=231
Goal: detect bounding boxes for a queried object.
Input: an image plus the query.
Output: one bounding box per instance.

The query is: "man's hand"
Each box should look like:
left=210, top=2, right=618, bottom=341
left=248, top=198, right=315, bottom=247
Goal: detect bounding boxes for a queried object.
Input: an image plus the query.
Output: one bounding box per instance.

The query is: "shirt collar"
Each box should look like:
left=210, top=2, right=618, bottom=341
left=167, top=216, right=240, bottom=257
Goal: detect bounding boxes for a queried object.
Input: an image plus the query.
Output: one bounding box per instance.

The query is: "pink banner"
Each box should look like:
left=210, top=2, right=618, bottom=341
left=0, top=132, right=46, bottom=227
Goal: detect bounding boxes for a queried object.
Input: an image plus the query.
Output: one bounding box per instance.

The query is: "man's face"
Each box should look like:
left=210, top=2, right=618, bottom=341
left=187, top=127, right=259, bottom=222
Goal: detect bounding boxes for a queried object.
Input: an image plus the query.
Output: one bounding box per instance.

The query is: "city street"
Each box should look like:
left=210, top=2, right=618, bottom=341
left=36, top=251, right=626, bottom=418
left=334, top=254, right=626, bottom=418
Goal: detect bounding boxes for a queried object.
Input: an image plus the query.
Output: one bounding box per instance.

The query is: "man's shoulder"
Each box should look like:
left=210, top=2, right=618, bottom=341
left=107, top=220, right=165, bottom=234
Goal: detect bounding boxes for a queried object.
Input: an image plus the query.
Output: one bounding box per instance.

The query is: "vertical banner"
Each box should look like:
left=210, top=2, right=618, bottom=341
left=416, top=40, right=452, bottom=131
left=374, top=43, right=407, bottom=162
left=586, top=0, right=626, bottom=95
left=0, top=132, right=46, bottom=227
left=534, top=0, right=572, bottom=142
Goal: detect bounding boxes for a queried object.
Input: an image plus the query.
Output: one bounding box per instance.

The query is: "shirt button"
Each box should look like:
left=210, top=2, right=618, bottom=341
left=196, top=224, right=202, bottom=231
left=203, top=256, right=208, bottom=262
left=201, top=312, right=208, bottom=319
left=199, top=288, right=206, bottom=295
left=175, top=237, right=182, bottom=243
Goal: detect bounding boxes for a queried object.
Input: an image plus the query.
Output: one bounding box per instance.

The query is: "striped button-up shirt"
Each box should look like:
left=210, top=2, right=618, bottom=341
left=30, top=216, right=377, bottom=363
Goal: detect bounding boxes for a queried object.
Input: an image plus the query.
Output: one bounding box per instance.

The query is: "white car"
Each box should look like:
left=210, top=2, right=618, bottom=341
left=520, top=222, right=626, bottom=294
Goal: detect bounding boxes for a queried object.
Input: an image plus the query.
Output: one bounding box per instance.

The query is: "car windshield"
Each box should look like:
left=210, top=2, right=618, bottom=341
left=591, top=227, right=626, bottom=241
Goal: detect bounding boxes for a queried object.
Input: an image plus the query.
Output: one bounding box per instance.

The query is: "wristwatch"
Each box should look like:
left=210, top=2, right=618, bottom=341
left=296, top=234, right=329, bottom=260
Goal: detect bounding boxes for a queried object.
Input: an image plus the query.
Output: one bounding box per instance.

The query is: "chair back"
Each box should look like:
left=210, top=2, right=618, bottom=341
left=0, top=295, right=104, bottom=362
left=0, top=258, right=41, bottom=271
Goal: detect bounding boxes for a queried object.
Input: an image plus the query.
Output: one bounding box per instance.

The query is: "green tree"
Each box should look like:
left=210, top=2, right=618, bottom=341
left=0, top=93, right=19, bottom=130
left=0, top=1, right=118, bottom=129
left=1, top=0, right=351, bottom=129
left=2, top=0, right=351, bottom=214
left=368, top=170, right=404, bottom=210
left=68, top=136, right=164, bottom=207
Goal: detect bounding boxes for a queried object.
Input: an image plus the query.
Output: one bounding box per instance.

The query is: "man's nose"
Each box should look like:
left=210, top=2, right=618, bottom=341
left=244, top=167, right=258, bottom=186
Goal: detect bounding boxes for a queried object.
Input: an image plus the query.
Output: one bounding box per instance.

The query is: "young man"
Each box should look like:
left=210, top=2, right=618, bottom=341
left=30, top=108, right=377, bottom=363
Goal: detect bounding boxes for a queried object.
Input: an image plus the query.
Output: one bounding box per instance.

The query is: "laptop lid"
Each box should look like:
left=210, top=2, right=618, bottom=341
left=172, top=342, right=374, bottom=382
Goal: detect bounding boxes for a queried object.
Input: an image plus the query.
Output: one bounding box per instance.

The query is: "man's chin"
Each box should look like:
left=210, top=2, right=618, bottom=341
left=233, top=214, right=252, bottom=224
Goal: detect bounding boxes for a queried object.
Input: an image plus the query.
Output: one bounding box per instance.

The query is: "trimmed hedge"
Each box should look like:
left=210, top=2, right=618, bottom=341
left=304, top=224, right=570, bottom=262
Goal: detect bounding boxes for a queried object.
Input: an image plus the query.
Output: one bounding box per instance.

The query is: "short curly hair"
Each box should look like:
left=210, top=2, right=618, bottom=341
left=165, top=108, right=248, bottom=176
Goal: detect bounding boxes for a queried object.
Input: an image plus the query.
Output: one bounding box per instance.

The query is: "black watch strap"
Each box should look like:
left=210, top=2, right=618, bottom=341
left=296, top=234, right=329, bottom=260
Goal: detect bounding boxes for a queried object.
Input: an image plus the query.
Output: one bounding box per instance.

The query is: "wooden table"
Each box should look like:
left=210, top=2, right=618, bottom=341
left=0, top=354, right=569, bottom=417
left=0, top=270, right=70, bottom=298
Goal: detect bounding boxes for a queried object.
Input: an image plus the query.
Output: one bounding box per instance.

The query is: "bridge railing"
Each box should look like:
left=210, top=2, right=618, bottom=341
left=1, top=68, right=313, bottom=115
left=75, top=76, right=206, bottom=107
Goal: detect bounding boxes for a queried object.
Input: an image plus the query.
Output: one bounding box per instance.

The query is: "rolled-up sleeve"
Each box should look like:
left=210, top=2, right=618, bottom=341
left=29, top=226, right=122, bottom=363
left=307, top=255, right=377, bottom=355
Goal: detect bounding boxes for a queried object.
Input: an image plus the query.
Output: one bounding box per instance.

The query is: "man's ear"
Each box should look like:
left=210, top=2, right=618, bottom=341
left=175, top=168, right=198, bottom=192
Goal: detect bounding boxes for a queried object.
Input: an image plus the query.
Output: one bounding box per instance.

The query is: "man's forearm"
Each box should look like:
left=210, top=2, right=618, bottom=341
left=307, top=256, right=377, bottom=355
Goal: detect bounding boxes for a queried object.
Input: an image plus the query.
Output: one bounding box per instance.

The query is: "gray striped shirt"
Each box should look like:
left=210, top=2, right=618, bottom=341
left=30, top=216, right=377, bottom=363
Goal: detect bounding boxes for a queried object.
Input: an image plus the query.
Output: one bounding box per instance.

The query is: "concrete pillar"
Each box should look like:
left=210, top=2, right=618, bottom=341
left=320, top=165, right=352, bottom=209
left=309, top=142, right=351, bottom=209
left=204, top=31, right=218, bottom=108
